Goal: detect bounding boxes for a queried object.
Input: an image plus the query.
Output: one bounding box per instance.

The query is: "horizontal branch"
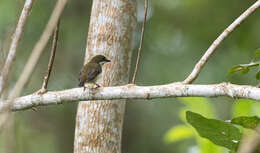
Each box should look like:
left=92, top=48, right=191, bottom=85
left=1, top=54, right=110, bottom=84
left=1, top=83, right=260, bottom=112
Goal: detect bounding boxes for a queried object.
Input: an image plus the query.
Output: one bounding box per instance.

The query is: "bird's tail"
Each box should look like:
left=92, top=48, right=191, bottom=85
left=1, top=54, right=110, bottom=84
left=78, top=81, right=84, bottom=87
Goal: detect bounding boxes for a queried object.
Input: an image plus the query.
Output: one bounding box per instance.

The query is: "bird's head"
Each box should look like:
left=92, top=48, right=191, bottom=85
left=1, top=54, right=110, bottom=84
left=90, top=55, right=111, bottom=65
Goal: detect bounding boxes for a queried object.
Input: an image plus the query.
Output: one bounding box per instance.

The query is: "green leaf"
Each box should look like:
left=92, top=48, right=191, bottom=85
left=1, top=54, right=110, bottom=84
left=231, top=116, right=260, bottom=129
left=178, top=97, right=216, bottom=121
left=241, top=67, right=250, bottom=74
left=171, top=98, right=223, bottom=153
left=256, top=70, right=260, bottom=80
left=228, top=62, right=259, bottom=74
left=186, top=111, right=242, bottom=151
left=253, top=48, right=260, bottom=61
left=164, top=125, right=195, bottom=143
left=228, top=65, right=246, bottom=74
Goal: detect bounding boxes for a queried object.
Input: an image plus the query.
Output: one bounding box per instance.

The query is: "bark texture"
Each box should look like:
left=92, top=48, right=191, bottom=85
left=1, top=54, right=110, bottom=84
left=6, top=83, right=260, bottom=112
left=74, top=0, right=136, bottom=153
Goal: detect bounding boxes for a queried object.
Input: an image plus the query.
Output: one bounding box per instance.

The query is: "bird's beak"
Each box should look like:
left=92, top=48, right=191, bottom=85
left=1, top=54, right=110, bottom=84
left=105, top=59, right=111, bottom=62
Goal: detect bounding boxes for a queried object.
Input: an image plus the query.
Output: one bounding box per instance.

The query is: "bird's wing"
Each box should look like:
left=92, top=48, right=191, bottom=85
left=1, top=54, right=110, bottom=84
left=78, top=67, right=86, bottom=86
left=78, top=63, right=102, bottom=87
left=85, top=63, right=102, bottom=82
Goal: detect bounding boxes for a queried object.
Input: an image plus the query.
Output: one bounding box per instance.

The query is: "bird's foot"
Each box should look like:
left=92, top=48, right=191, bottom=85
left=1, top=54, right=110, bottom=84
left=94, top=83, right=101, bottom=88
left=83, top=83, right=101, bottom=91
left=36, top=88, right=47, bottom=95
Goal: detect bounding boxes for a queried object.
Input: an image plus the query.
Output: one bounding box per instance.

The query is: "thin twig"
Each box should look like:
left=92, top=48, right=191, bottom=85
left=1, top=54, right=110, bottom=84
left=0, top=0, right=35, bottom=97
left=0, top=0, right=34, bottom=136
left=131, top=0, right=148, bottom=84
left=38, top=20, right=60, bottom=94
left=183, top=1, right=260, bottom=84
left=237, top=124, right=260, bottom=153
left=9, top=0, right=67, bottom=99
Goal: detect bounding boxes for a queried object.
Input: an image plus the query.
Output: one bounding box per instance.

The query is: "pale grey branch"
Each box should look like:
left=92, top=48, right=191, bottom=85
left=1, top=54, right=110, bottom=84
left=0, top=0, right=35, bottom=96
left=2, top=83, right=260, bottom=112
left=9, top=0, right=67, bottom=99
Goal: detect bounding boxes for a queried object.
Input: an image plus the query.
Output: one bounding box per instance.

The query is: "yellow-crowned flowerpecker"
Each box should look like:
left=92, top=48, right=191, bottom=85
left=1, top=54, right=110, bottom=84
left=78, top=55, right=110, bottom=89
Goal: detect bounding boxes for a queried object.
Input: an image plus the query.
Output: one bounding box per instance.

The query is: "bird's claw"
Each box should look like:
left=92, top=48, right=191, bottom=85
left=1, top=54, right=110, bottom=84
left=83, top=84, right=101, bottom=91
left=94, top=83, right=101, bottom=88
left=36, top=88, right=47, bottom=95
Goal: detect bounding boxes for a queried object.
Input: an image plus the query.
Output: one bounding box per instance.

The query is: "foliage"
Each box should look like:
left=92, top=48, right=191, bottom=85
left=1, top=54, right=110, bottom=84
left=186, top=111, right=260, bottom=153
left=229, top=48, right=260, bottom=80
left=164, top=97, right=223, bottom=153
left=186, top=111, right=241, bottom=151
left=164, top=98, right=260, bottom=153
left=231, top=116, right=260, bottom=129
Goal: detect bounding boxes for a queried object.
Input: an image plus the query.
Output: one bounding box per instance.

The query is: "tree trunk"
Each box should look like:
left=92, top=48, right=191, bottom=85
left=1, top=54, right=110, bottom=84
left=74, top=0, right=136, bottom=153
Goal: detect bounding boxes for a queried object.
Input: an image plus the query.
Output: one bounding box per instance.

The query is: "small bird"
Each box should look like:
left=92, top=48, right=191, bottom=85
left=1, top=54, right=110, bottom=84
left=78, top=55, right=110, bottom=89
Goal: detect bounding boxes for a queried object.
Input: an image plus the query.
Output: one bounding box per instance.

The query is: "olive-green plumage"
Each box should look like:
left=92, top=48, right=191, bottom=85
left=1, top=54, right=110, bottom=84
left=78, top=55, right=110, bottom=87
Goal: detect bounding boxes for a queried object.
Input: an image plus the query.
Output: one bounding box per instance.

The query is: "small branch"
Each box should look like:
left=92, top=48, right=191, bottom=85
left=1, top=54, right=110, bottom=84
left=3, top=82, right=260, bottom=112
left=0, top=0, right=35, bottom=97
left=9, top=0, right=67, bottom=99
left=237, top=124, right=260, bottom=153
left=38, top=20, right=60, bottom=94
left=131, top=0, right=148, bottom=84
left=183, top=1, right=260, bottom=84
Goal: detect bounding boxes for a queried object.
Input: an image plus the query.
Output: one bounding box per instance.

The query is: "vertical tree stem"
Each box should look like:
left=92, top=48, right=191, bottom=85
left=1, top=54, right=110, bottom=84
left=132, top=0, right=148, bottom=84
left=0, top=0, right=35, bottom=97
left=9, top=0, right=67, bottom=99
left=74, top=0, right=137, bottom=153
left=40, top=20, right=60, bottom=93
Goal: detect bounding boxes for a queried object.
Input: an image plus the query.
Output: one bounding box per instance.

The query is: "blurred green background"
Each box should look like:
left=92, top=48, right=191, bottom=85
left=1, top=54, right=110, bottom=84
left=0, top=0, right=260, bottom=153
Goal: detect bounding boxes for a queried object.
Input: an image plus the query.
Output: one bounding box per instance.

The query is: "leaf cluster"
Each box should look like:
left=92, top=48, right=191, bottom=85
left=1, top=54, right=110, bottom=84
left=164, top=98, right=260, bottom=153
left=187, top=111, right=260, bottom=153
left=229, top=48, right=260, bottom=80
